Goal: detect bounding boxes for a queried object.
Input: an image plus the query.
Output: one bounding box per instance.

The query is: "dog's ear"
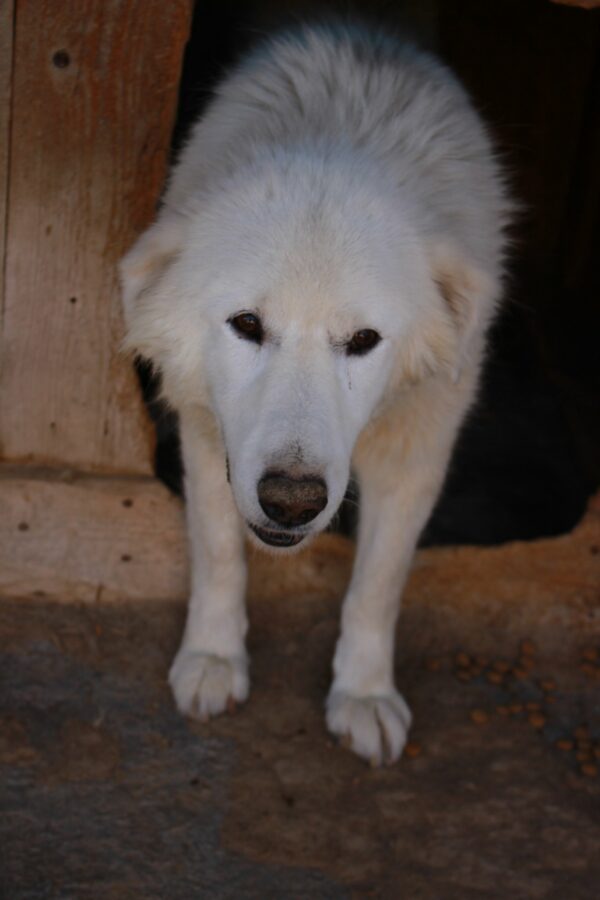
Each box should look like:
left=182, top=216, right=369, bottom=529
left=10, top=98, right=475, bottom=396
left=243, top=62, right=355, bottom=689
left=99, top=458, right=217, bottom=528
left=429, top=241, right=497, bottom=383
left=119, top=215, right=185, bottom=358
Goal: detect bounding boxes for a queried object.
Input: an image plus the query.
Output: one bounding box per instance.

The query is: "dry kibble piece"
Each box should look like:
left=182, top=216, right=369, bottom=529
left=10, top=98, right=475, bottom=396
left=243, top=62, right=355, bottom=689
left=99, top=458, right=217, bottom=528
left=404, top=741, right=422, bottom=758
left=509, top=703, right=523, bottom=715
left=556, top=739, right=574, bottom=751
left=496, top=705, right=510, bottom=716
left=470, top=709, right=489, bottom=725
left=474, top=655, right=489, bottom=668
left=576, top=750, right=593, bottom=763
left=593, top=746, right=600, bottom=760
left=580, top=663, right=597, bottom=678
left=539, top=679, right=556, bottom=692
left=526, top=701, right=542, bottom=712
left=486, top=671, right=503, bottom=685
left=581, top=647, right=599, bottom=663
left=424, top=657, right=442, bottom=672
left=520, top=640, right=537, bottom=657
left=455, top=652, right=471, bottom=668
left=574, top=725, right=590, bottom=741
left=580, top=762, right=598, bottom=778
left=545, top=694, right=557, bottom=704
left=518, top=656, right=535, bottom=671
left=492, top=660, right=511, bottom=674
left=456, top=671, right=472, bottom=683
left=577, top=739, right=592, bottom=751
left=513, top=668, right=528, bottom=680
left=528, top=712, right=546, bottom=729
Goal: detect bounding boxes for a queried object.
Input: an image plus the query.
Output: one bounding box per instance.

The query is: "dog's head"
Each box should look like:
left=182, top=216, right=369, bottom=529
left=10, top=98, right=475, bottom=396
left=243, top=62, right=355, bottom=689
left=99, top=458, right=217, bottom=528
left=121, top=160, right=497, bottom=551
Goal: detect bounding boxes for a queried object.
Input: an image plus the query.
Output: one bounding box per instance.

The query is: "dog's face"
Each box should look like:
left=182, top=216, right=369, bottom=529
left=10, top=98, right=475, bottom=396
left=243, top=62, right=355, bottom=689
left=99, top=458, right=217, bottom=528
left=122, top=165, right=482, bottom=551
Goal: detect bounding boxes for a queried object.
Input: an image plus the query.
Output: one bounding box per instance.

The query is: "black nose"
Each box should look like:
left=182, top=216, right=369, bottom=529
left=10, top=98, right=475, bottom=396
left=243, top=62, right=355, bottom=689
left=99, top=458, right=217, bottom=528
left=257, top=472, right=328, bottom=527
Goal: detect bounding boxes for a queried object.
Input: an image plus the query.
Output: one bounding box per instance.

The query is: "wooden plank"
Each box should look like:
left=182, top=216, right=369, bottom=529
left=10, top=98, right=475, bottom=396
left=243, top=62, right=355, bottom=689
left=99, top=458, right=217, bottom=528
left=550, top=1, right=600, bottom=8
left=0, top=0, right=14, bottom=323
left=0, top=469, right=188, bottom=603
left=0, top=0, right=192, bottom=473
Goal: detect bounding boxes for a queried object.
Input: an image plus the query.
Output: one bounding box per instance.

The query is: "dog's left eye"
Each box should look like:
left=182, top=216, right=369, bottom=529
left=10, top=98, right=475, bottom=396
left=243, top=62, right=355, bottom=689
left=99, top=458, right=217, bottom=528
left=228, top=312, right=264, bottom=344
left=346, top=329, right=381, bottom=356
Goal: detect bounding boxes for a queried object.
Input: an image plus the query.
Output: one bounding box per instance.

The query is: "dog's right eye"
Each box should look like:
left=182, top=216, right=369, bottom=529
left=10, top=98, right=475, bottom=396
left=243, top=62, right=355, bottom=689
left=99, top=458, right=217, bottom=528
left=228, top=312, right=264, bottom=344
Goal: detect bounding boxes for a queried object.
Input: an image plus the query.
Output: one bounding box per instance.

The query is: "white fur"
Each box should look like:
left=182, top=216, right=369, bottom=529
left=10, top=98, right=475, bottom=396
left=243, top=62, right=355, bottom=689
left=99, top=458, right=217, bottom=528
left=121, top=23, right=511, bottom=765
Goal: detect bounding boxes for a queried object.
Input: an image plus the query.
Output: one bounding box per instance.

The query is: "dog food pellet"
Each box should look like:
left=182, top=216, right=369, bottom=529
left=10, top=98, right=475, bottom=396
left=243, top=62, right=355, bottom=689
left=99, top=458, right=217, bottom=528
left=404, top=741, right=422, bottom=758
left=509, top=703, right=523, bottom=715
left=513, top=668, right=528, bottom=680
left=545, top=694, right=557, bottom=704
left=528, top=712, right=546, bottom=729
left=496, top=705, right=510, bottom=715
left=581, top=647, right=599, bottom=663
left=492, top=660, right=511, bottom=674
left=577, top=739, right=592, bottom=751
left=556, top=739, right=574, bottom=751
left=576, top=750, right=593, bottom=763
left=580, top=762, right=598, bottom=778
left=518, top=656, right=535, bottom=671
left=474, top=655, right=489, bottom=668
left=486, top=671, right=503, bottom=685
left=455, top=652, right=471, bottom=668
left=470, top=709, right=489, bottom=725
left=539, top=679, right=556, bottom=692
left=526, top=701, right=542, bottom=712
left=580, top=663, right=598, bottom=677
left=574, top=725, right=590, bottom=741
left=520, top=640, right=537, bottom=657
left=425, top=657, right=442, bottom=672
left=456, top=671, right=472, bottom=683
left=593, top=746, right=600, bottom=760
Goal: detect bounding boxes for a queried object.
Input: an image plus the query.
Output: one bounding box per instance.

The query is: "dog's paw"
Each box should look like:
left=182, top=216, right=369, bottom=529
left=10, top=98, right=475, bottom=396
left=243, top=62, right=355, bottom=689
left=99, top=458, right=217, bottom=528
left=168, top=649, right=249, bottom=721
left=326, top=688, right=412, bottom=766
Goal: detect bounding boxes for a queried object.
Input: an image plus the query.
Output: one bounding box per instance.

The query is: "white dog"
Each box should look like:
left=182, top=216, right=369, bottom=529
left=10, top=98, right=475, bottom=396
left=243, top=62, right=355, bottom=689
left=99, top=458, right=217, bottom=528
left=121, top=23, right=511, bottom=765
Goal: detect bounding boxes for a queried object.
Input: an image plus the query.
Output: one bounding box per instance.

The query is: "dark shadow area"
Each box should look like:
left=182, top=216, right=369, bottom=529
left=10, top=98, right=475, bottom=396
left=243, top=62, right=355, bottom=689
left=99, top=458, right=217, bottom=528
left=139, top=0, right=599, bottom=545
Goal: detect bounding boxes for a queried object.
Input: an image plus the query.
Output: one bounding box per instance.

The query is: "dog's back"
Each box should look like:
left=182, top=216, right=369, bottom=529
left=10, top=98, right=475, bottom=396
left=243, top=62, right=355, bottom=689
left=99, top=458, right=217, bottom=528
left=166, top=23, right=509, bottom=285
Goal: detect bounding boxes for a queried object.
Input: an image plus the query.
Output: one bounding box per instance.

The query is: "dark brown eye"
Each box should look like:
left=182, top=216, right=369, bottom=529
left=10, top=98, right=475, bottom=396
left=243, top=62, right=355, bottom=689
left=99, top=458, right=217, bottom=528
left=229, top=312, right=263, bottom=344
left=346, top=328, right=381, bottom=356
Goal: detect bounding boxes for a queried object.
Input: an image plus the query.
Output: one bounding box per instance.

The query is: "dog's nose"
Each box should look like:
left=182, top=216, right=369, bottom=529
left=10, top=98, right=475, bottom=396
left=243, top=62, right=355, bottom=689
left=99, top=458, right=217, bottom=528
left=257, top=472, right=328, bottom=527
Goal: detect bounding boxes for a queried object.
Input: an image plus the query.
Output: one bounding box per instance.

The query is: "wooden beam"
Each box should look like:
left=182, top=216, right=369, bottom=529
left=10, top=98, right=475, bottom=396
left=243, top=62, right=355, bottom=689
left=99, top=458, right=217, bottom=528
left=0, top=0, right=192, bottom=473
left=550, top=1, right=600, bottom=8
left=0, top=0, right=15, bottom=323
left=0, top=467, right=188, bottom=603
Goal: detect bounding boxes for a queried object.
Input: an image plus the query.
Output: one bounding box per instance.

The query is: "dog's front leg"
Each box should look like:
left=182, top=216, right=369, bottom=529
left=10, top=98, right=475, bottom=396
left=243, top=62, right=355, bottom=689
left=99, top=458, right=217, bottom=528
left=327, top=402, right=458, bottom=765
left=169, top=411, right=249, bottom=720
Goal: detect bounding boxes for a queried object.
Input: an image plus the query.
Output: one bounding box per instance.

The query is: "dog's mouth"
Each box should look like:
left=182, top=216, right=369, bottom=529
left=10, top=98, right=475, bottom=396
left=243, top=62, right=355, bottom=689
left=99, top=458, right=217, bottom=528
left=248, top=523, right=306, bottom=548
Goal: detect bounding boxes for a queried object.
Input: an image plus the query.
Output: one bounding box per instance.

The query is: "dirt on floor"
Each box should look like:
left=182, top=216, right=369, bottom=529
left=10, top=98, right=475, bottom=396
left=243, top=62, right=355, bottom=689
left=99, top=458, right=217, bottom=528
left=1, top=497, right=600, bottom=899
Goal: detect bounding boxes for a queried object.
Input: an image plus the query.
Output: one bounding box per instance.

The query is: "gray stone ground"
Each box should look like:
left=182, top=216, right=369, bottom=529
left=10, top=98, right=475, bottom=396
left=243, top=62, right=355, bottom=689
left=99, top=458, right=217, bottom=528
left=2, top=637, right=344, bottom=899
left=1, top=521, right=599, bottom=899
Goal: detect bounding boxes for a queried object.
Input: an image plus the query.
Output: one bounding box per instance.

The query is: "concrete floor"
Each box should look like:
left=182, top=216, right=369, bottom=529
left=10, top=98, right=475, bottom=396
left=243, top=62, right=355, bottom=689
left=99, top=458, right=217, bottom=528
left=2, top=500, right=599, bottom=898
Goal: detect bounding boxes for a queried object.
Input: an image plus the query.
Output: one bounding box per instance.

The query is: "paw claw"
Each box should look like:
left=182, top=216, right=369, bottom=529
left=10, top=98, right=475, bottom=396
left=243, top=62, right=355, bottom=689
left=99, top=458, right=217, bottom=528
left=169, top=650, right=249, bottom=721
left=326, top=688, right=412, bottom=766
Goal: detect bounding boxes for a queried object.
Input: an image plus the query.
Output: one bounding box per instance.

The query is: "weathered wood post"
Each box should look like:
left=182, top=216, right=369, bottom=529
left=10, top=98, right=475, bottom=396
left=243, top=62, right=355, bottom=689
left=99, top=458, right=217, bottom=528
left=0, top=0, right=192, bottom=601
